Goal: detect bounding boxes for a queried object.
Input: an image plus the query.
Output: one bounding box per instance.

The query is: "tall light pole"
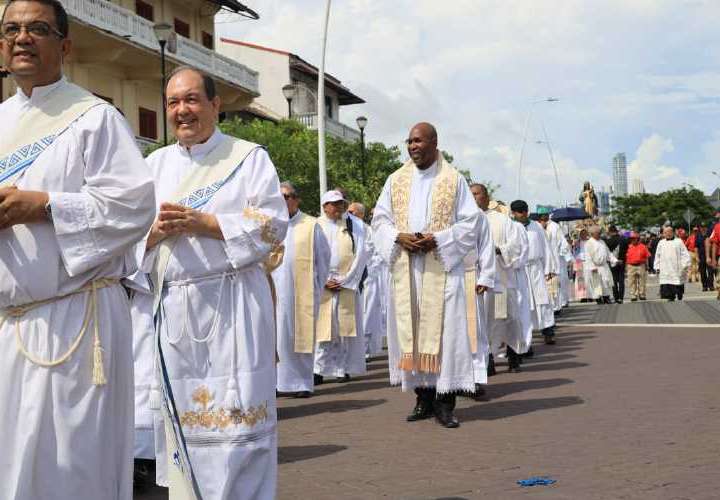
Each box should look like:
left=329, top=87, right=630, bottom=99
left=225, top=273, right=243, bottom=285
left=356, top=115, right=368, bottom=184
left=153, top=22, right=173, bottom=145
left=282, top=84, right=296, bottom=118
left=317, top=0, right=332, bottom=198
left=517, top=97, right=559, bottom=198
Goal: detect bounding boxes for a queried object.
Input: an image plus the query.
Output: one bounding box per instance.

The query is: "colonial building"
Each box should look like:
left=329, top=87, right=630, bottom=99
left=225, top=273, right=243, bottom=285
left=218, top=38, right=364, bottom=141
left=0, top=0, right=259, bottom=148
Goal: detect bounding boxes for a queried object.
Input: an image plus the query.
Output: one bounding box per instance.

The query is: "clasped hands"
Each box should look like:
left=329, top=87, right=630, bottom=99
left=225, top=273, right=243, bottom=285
left=147, top=202, right=221, bottom=248
left=0, top=187, right=49, bottom=230
left=396, top=232, right=437, bottom=254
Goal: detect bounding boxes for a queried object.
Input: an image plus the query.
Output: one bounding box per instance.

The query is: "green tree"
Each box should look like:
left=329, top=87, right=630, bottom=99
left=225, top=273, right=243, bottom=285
left=611, top=187, right=713, bottom=230
left=219, top=118, right=402, bottom=215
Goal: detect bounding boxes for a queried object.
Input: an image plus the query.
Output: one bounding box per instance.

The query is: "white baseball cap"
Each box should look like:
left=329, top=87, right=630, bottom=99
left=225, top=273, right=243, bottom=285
left=321, top=190, right=347, bottom=205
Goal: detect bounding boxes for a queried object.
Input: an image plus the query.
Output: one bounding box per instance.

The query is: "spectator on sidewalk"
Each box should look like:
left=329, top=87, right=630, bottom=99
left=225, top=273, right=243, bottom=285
left=626, top=232, right=651, bottom=301
left=685, top=227, right=701, bottom=283
left=655, top=226, right=691, bottom=302
left=605, top=225, right=628, bottom=304
left=696, top=224, right=713, bottom=292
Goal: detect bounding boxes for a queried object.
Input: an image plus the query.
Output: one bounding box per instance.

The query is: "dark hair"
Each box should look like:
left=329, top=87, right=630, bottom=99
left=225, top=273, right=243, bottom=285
left=510, top=200, right=529, bottom=212
left=1, top=0, right=69, bottom=38
left=167, top=66, right=217, bottom=100
left=469, top=183, right=489, bottom=196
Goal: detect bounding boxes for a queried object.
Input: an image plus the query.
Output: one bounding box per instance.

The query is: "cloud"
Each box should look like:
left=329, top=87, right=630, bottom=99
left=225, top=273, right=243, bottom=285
left=218, top=0, right=720, bottom=203
left=628, top=134, right=688, bottom=192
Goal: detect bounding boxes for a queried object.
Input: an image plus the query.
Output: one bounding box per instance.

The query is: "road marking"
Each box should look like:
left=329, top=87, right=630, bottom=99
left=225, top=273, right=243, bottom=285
left=557, top=323, right=719, bottom=328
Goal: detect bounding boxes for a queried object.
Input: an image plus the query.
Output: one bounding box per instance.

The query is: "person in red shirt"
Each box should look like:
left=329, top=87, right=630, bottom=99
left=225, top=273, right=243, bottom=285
left=626, top=232, right=651, bottom=301
left=685, top=227, right=700, bottom=283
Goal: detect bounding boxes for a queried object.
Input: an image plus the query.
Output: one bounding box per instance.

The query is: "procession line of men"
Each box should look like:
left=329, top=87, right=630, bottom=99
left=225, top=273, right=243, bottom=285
left=0, top=1, right=566, bottom=497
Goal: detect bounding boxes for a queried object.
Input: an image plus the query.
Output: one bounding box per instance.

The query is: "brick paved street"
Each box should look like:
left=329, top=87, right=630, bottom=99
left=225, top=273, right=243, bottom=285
left=137, top=291, right=720, bottom=499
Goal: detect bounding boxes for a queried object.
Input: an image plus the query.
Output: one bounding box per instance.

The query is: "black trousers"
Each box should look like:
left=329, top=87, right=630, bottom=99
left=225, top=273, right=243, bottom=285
left=699, top=258, right=713, bottom=289
left=611, top=265, right=625, bottom=301
left=660, top=284, right=684, bottom=300
left=415, top=387, right=456, bottom=410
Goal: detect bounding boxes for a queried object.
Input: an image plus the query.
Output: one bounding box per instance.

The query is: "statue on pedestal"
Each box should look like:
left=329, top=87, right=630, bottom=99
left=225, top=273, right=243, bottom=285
left=579, top=181, right=598, bottom=218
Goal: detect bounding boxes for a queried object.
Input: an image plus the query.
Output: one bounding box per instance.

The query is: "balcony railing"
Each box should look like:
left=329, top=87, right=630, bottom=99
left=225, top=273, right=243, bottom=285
left=60, top=0, right=259, bottom=95
left=295, top=113, right=361, bottom=142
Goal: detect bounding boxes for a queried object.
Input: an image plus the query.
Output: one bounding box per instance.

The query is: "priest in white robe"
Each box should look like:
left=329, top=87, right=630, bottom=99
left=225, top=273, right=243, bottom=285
left=510, top=200, right=557, bottom=346
left=274, top=182, right=330, bottom=397
left=138, top=67, right=287, bottom=500
left=478, top=197, right=531, bottom=372
left=655, top=226, right=691, bottom=301
left=467, top=184, right=496, bottom=396
left=373, top=123, right=480, bottom=428
left=349, top=202, right=385, bottom=357
left=0, top=2, right=155, bottom=497
left=585, top=226, right=617, bottom=304
left=314, top=191, right=370, bottom=383
left=539, top=208, right=565, bottom=312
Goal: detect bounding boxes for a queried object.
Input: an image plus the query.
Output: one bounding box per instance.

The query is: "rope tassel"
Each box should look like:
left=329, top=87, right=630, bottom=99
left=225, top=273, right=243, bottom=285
left=224, top=376, right=242, bottom=410
left=91, top=282, right=107, bottom=386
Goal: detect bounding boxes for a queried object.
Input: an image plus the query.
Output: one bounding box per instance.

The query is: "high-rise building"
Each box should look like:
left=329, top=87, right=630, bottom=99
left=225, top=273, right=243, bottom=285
left=631, top=178, right=645, bottom=194
left=612, top=153, right=628, bottom=196
left=598, top=187, right=611, bottom=216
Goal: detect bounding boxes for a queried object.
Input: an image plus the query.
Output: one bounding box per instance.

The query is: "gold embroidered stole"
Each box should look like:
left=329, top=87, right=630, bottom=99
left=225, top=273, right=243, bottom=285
left=464, top=250, right=479, bottom=354
left=316, top=217, right=356, bottom=342
left=151, top=135, right=261, bottom=312
left=391, top=157, right=459, bottom=373
left=0, top=82, right=105, bottom=188
left=292, top=213, right=318, bottom=353
left=487, top=209, right=508, bottom=319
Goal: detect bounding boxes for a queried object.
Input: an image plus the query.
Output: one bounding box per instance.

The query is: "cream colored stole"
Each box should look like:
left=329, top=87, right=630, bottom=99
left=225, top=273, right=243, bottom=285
left=292, top=213, right=318, bottom=353
left=391, top=157, right=459, bottom=374
left=463, top=251, right=479, bottom=354
left=487, top=209, right=508, bottom=319
left=151, top=135, right=260, bottom=312
left=316, top=217, right=356, bottom=342
left=0, top=82, right=105, bottom=187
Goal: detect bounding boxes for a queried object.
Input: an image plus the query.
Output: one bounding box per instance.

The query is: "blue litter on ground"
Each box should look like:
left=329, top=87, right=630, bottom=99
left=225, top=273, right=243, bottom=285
left=517, top=476, right=557, bottom=487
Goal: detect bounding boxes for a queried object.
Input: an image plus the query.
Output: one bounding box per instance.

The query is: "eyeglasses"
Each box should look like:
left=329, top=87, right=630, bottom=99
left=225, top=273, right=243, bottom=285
left=1, top=21, right=64, bottom=41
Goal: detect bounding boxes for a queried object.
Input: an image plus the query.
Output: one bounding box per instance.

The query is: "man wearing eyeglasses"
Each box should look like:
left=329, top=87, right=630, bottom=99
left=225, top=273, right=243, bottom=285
left=0, top=0, right=155, bottom=498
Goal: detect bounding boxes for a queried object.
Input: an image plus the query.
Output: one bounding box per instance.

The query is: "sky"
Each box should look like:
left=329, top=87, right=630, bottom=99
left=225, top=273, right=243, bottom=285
left=218, top=0, right=720, bottom=207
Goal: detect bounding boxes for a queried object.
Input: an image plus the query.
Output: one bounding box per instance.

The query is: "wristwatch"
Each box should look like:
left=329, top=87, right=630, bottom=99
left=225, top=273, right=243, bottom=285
left=44, top=201, right=53, bottom=222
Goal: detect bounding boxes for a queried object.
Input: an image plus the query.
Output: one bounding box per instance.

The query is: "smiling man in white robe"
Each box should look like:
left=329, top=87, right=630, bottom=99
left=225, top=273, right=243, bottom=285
left=274, top=181, right=330, bottom=398
left=511, top=200, right=557, bottom=347
left=138, top=67, right=287, bottom=500
left=314, top=190, right=370, bottom=384
left=373, top=122, right=480, bottom=428
left=0, top=1, right=155, bottom=497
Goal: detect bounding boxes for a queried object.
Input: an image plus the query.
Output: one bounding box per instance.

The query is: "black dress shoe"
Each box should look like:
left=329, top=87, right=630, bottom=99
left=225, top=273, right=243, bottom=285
left=433, top=400, right=460, bottom=428
left=335, top=374, right=351, bottom=383
left=406, top=401, right=433, bottom=422
left=313, top=374, right=324, bottom=385
left=544, top=335, right=556, bottom=345
left=295, top=391, right=312, bottom=398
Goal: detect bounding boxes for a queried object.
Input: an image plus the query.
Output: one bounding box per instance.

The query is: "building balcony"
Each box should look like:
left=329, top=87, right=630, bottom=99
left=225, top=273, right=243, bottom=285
left=60, top=0, right=259, bottom=96
left=295, top=113, right=360, bottom=142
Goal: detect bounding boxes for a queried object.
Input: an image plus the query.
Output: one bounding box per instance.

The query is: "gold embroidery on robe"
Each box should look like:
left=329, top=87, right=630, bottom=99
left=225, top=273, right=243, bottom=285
left=179, top=386, right=269, bottom=430
left=243, top=206, right=280, bottom=245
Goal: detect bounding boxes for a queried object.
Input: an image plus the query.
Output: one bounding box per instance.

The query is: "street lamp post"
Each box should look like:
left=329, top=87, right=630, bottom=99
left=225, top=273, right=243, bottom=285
left=153, top=22, right=173, bottom=145
left=517, top=97, right=559, bottom=198
left=282, top=84, right=296, bottom=118
left=356, top=116, right=368, bottom=184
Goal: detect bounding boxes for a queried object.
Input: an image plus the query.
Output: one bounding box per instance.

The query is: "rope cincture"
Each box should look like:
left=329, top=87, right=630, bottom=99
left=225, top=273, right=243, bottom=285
left=0, top=278, right=117, bottom=386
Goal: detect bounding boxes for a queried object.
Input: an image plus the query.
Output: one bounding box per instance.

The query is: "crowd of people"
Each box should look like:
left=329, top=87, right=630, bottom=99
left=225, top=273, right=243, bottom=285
left=569, top=217, right=720, bottom=305
left=2, top=1, right=719, bottom=499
